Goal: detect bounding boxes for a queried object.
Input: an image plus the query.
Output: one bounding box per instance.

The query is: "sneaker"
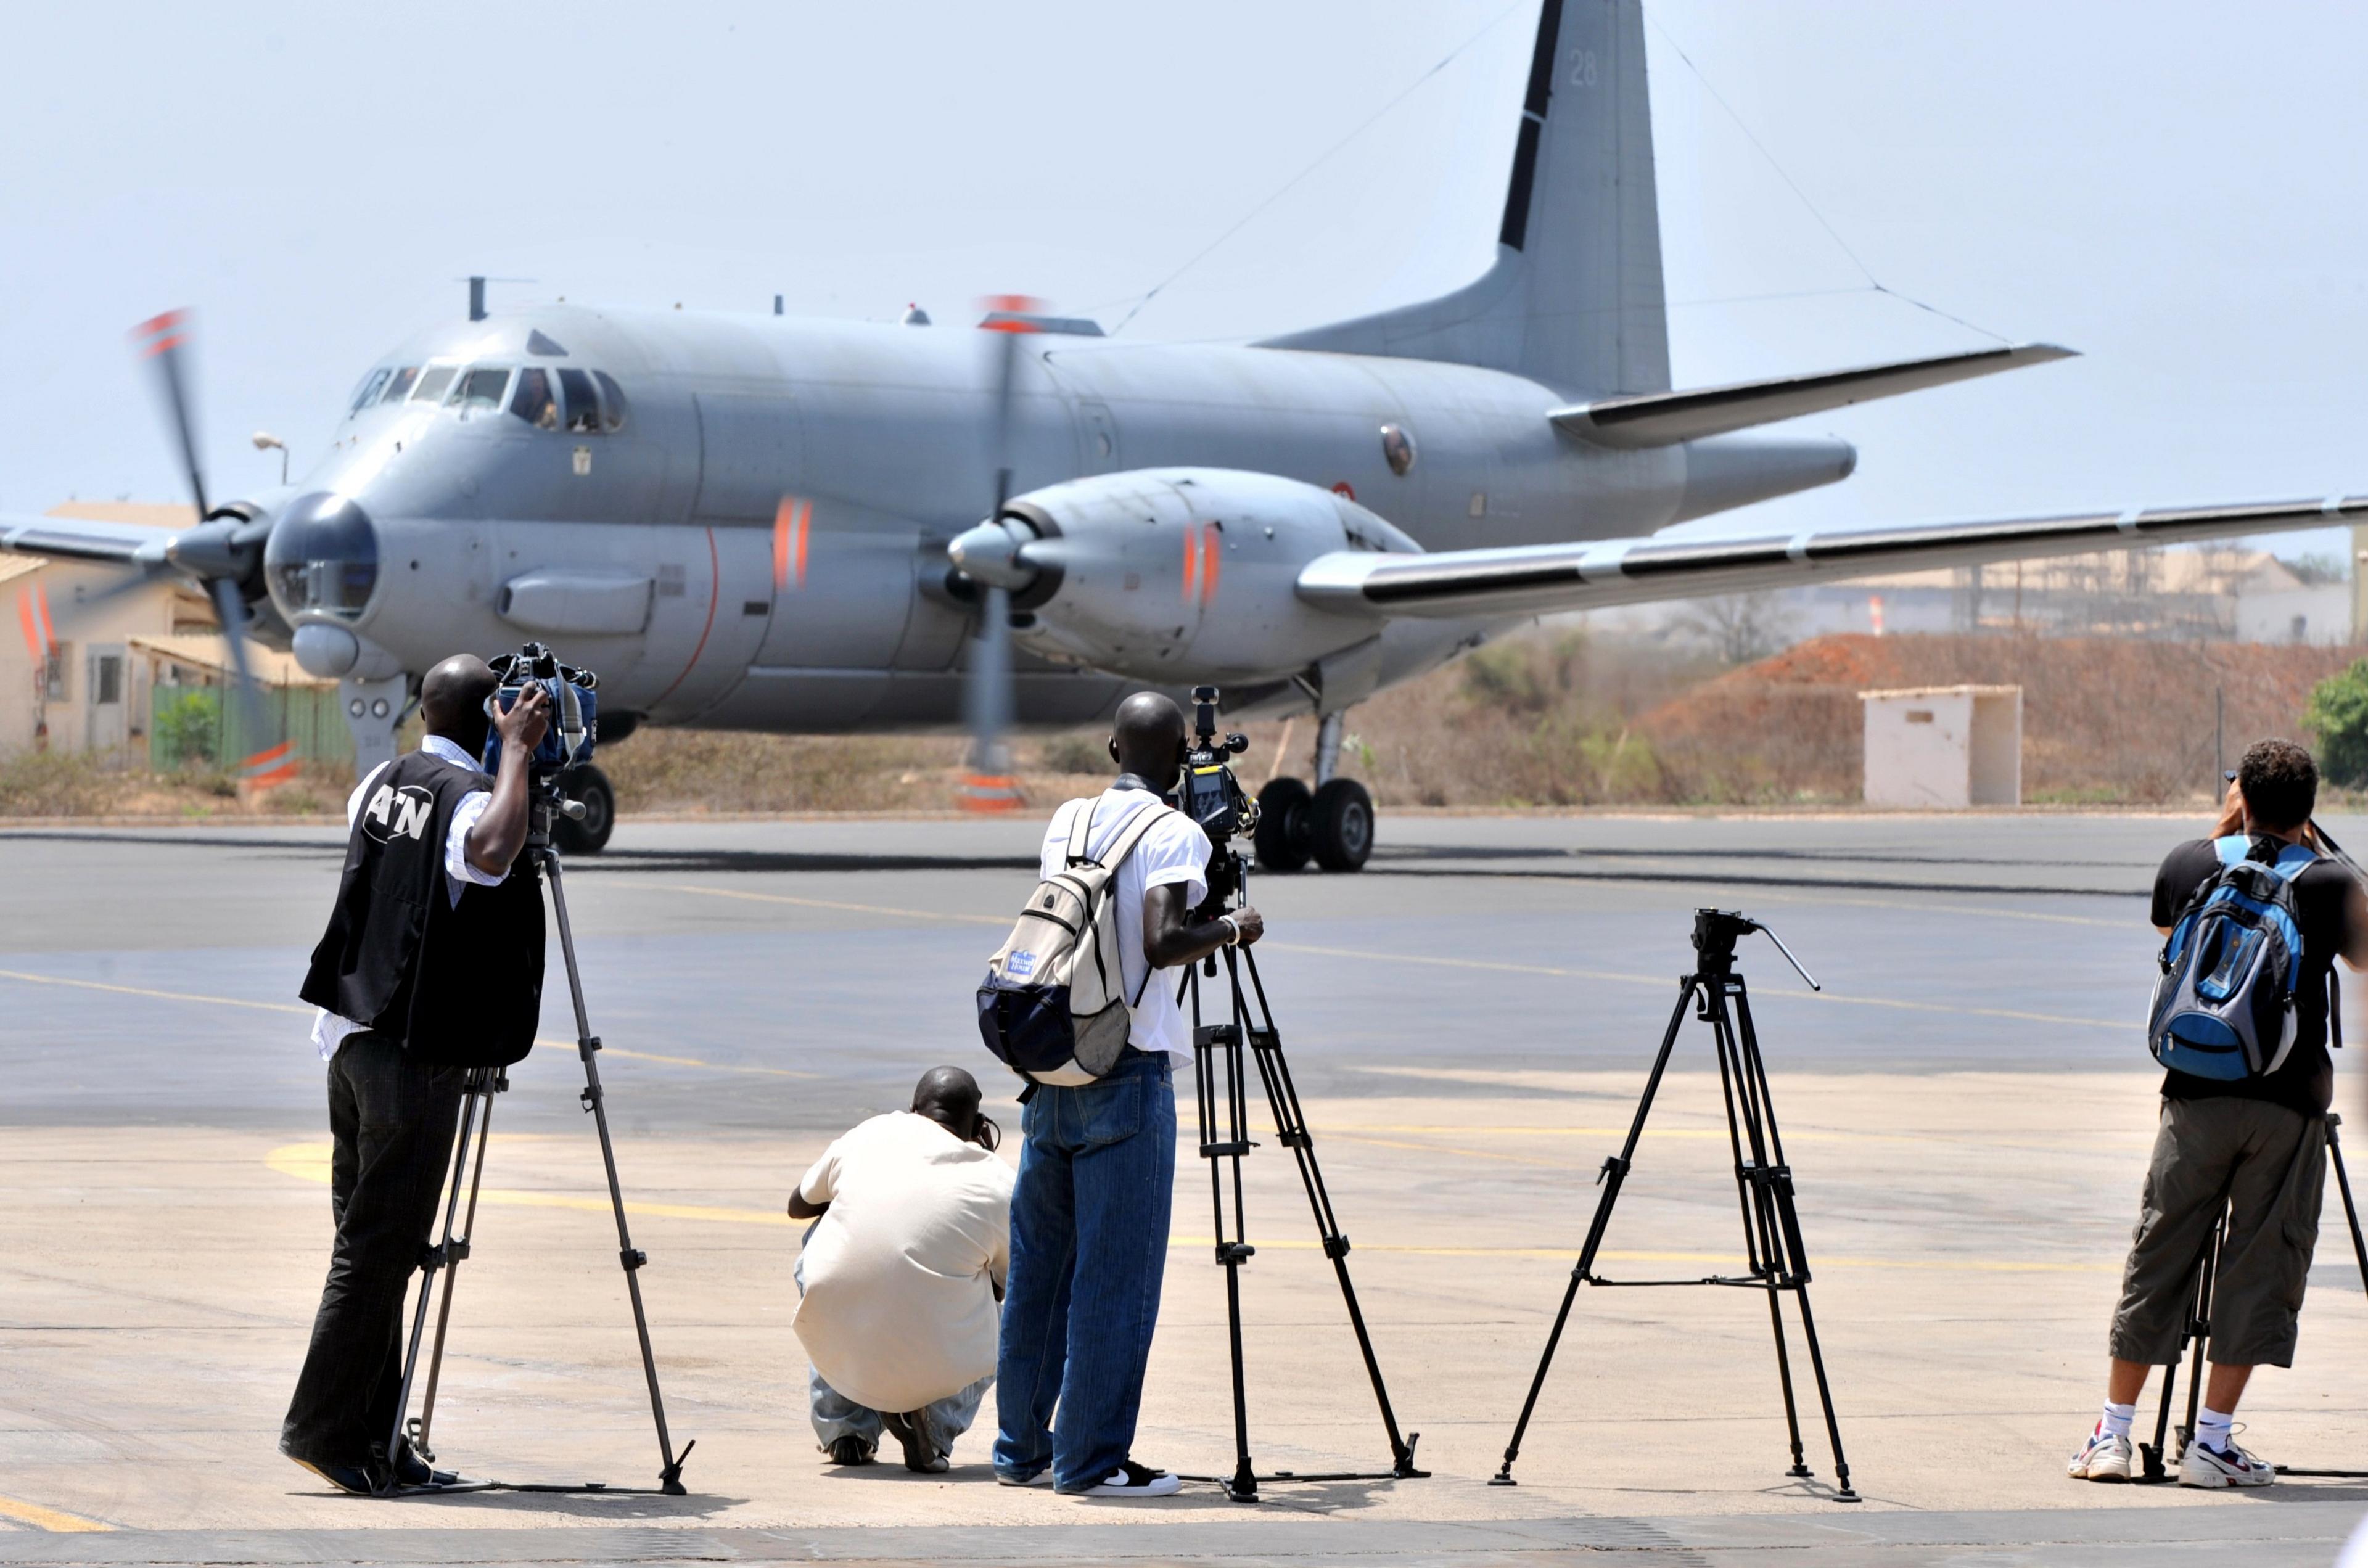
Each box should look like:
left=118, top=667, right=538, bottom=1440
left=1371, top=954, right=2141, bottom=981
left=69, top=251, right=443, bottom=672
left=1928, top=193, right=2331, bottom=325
left=2181, top=1438, right=2275, bottom=1488
left=879, top=1410, right=948, bottom=1474
left=1077, top=1459, right=1182, bottom=1498
left=2068, top=1424, right=2133, bottom=1482
left=826, top=1434, right=876, bottom=1467
left=997, top=1468, right=1052, bottom=1487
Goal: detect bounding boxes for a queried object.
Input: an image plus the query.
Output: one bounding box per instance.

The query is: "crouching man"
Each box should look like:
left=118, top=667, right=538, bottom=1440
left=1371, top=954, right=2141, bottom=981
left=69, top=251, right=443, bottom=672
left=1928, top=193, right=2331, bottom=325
left=789, top=1067, right=1013, bottom=1472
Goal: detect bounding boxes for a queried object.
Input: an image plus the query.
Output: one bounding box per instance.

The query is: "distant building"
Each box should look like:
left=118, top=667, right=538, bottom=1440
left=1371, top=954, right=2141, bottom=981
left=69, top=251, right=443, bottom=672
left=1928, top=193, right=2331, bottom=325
left=1572, top=544, right=2353, bottom=651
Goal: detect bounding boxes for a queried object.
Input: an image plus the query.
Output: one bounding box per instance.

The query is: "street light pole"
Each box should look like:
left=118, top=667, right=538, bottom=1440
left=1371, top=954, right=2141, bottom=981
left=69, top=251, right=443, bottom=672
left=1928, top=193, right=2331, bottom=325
left=251, top=431, right=288, bottom=486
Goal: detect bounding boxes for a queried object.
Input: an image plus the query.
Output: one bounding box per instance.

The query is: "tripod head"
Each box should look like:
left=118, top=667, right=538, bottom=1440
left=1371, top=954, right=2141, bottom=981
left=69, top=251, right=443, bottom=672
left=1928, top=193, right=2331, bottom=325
left=1692, top=909, right=1821, bottom=991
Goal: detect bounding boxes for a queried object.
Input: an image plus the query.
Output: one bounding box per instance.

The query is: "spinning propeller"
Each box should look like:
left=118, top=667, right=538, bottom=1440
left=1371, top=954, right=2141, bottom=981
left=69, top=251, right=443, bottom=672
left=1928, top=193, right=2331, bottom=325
left=951, top=296, right=1045, bottom=813
left=113, top=311, right=294, bottom=785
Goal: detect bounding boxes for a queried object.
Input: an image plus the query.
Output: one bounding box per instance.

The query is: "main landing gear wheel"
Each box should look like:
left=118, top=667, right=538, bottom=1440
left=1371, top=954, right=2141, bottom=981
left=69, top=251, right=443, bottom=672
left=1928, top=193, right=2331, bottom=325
left=1309, top=778, right=1373, bottom=872
left=1255, top=777, right=1314, bottom=872
left=553, top=763, right=615, bottom=855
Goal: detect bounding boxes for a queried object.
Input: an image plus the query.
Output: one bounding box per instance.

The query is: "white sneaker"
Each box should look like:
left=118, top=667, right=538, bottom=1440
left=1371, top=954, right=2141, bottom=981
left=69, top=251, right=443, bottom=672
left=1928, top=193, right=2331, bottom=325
left=1079, top=1459, right=1182, bottom=1498
left=996, top=1469, right=1052, bottom=1487
left=2181, top=1438, right=2275, bottom=1488
left=2068, top=1425, right=2134, bottom=1481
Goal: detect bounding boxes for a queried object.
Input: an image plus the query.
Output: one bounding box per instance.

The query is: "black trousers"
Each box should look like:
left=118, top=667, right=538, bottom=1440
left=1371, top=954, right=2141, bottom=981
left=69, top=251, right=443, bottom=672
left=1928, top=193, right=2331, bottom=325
left=281, top=1031, right=464, bottom=1469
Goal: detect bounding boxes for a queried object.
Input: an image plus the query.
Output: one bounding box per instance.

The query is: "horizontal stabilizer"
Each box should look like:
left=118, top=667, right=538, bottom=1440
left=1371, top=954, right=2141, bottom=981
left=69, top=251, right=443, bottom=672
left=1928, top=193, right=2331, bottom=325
left=1298, top=495, right=2363, bottom=621
left=1549, top=343, right=2077, bottom=449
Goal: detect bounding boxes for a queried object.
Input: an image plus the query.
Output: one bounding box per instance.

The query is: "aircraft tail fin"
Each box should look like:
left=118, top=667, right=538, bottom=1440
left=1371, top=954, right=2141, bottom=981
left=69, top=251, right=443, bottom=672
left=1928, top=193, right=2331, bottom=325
left=1258, top=0, right=1668, bottom=396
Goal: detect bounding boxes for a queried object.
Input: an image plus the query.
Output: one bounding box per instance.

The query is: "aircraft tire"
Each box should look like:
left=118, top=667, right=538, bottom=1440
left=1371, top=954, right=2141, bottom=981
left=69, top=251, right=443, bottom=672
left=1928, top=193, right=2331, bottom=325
left=554, top=764, right=616, bottom=855
left=1309, top=778, right=1374, bottom=872
left=1254, top=776, right=1314, bottom=872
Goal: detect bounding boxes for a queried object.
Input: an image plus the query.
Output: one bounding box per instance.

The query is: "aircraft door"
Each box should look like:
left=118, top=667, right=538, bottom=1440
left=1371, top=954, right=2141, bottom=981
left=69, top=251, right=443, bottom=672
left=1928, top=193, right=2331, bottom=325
left=694, top=392, right=803, bottom=523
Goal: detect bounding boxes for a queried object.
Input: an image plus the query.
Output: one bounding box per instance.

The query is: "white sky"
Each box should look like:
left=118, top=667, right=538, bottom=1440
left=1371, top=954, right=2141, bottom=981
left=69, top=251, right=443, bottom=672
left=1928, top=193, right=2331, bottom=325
left=4, top=1, right=2365, bottom=564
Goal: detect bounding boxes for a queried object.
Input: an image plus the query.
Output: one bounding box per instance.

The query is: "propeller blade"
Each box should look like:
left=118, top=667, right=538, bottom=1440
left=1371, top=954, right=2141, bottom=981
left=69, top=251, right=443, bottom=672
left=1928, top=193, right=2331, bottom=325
left=959, top=297, right=1043, bottom=814
left=208, top=577, right=295, bottom=790
left=131, top=310, right=209, bottom=519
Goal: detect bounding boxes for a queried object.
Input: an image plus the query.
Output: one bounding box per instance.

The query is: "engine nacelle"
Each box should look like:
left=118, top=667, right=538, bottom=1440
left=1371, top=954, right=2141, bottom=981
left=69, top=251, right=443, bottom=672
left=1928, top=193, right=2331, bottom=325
left=961, top=467, right=1418, bottom=683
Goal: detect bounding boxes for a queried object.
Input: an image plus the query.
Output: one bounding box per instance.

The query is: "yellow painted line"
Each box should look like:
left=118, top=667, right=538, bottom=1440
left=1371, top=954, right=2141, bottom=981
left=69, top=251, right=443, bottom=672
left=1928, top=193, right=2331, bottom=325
left=263, top=1143, right=2108, bottom=1274
left=0, top=1495, right=113, bottom=1532
left=649, top=882, right=2123, bottom=1033
left=266, top=1143, right=795, bottom=1228
left=1168, top=1236, right=2113, bottom=1273
left=0, top=967, right=308, bottom=1014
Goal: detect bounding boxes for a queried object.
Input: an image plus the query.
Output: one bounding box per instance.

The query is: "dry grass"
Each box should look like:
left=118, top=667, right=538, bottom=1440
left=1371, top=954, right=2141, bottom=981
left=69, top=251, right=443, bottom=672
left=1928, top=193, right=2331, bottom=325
left=6, top=630, right=2360, bottom=819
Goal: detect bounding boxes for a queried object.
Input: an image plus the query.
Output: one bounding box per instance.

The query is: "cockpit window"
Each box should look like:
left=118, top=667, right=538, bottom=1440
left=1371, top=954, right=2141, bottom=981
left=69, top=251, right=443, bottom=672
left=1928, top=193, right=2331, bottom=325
left=350, top=369, right=390, bottom=413
left=448, top=366, right=511, bottom=414
left=411, top=365, right=458, bottom=403
left=380, top=367, right=419, bottom=404
left=594, top=371, right=630, bottom=432
left=557, top=368, right=599, bottom=433
left=510, top=367, right=557, bottom=429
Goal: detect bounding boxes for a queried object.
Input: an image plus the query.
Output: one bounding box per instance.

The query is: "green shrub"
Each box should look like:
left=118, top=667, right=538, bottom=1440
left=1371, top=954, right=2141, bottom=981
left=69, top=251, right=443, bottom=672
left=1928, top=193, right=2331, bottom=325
left=155, top=689, right=220, bottom=768
left=2306, top=659, right=2368, bottom=788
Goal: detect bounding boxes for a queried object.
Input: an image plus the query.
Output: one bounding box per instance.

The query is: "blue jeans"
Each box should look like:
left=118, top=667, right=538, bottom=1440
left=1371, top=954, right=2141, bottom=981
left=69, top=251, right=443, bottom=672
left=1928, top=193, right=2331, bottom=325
left=794, top=1248, right=992, bottom=1457
left=993, top=1053, right=1176, bottom=1492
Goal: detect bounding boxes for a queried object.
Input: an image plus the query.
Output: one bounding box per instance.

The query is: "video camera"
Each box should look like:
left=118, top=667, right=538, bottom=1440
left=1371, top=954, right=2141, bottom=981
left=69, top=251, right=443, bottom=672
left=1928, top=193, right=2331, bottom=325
left=480, top=642, right=599, bottom=781
left=1179, top=685, right=1259, bottom=848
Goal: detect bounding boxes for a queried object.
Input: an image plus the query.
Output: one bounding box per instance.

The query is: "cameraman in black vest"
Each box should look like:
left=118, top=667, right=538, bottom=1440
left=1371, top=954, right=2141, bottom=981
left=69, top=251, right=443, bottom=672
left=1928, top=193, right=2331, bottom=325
left=279, top=655, right=551, bottom=1493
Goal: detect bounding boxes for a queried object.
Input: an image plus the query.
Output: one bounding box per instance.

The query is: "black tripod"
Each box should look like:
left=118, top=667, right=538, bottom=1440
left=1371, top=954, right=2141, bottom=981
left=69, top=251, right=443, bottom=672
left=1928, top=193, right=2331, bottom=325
left=1178, top=849, right=1426, bottom=1503
left=1493, top=909, right=1857, bottom=1501
left=2134, top=1111, right=2368, bottom=1482
left=381, top=794, right=693, bottom=1496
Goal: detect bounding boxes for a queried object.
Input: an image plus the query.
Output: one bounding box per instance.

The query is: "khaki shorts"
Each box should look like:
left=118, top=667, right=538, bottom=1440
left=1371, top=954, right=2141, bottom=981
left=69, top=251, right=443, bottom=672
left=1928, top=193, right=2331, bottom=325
left=2110, top=1096, right=2326, bottom=1369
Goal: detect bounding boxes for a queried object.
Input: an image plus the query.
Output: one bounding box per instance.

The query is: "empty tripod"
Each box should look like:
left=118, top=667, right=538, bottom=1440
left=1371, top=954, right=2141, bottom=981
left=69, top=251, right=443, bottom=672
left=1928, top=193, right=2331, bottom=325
left=1494, top=909, right=1856, bottom=1501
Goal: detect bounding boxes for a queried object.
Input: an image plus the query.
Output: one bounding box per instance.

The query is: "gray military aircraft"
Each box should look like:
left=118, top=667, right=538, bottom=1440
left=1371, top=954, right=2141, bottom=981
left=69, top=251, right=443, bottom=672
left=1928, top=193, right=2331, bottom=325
left=7, top=0, right=2359, bottom=869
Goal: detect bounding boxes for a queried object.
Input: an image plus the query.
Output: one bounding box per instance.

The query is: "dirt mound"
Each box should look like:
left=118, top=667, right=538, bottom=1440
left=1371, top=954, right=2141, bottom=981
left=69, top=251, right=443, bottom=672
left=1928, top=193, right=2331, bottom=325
left=1636, top=634, right=2363, bottom=804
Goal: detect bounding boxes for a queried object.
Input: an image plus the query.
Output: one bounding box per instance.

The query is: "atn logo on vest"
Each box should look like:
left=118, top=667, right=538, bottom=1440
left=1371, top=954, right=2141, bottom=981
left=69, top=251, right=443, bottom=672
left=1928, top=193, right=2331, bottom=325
left=363, top=783, right=436, bottom=844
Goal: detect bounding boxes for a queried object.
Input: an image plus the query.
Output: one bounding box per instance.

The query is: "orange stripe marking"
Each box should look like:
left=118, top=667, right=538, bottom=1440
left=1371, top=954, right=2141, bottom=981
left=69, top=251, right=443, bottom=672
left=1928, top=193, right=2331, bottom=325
left=793, top=500, right=810, bottom=585
left=32, top=583, right=53, bottom=647
left=1181, top=527, right=1199, bottom=602
left=1201, top=527, right=1222, bottom=604
left=16, top=591, right=38, bottom=660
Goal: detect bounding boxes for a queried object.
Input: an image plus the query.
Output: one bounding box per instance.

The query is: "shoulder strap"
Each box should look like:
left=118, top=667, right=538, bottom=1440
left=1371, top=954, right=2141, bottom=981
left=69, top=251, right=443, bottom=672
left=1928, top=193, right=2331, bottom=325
left=1063, top=798, right=1097, bottom=867
left=1096, top=798, right=1174, bottom=873
left=2269, top=842, right=2319, bottom=882
left=2214, top=834, right=2251, bottom=868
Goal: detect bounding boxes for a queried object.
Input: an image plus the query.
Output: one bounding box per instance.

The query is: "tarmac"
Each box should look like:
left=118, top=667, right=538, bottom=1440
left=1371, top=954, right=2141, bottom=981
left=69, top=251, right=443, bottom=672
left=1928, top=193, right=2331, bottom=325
left=6, top=808, right=2368, bottom=1564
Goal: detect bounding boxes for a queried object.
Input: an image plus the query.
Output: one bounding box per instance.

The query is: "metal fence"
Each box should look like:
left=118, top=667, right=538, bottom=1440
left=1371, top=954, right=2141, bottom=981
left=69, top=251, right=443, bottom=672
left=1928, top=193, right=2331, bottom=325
left=148, top=684, right=353, bottom=773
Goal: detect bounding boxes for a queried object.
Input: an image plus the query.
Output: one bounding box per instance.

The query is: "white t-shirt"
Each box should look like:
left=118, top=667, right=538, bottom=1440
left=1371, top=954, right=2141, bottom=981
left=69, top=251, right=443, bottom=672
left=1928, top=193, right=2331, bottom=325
left=793, top=1111, right=1014, bottom=1413
left=308, top=734, right=501, bottom=1061
left=1038, top=787, right=1212, bottom=1067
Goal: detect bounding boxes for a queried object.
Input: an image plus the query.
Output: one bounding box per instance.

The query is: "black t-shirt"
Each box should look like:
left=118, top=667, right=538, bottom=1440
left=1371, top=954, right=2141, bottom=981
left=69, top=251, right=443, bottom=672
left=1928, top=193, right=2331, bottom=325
left=2150, top=835, right=2367, bottom=1115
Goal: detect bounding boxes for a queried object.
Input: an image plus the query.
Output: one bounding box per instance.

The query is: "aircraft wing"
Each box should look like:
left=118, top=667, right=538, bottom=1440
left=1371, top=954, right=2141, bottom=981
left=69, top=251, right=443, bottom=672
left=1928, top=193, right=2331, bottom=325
left=1296, top=495, right=2367, bottom=620
left=0, top=511, right=171, bottom=566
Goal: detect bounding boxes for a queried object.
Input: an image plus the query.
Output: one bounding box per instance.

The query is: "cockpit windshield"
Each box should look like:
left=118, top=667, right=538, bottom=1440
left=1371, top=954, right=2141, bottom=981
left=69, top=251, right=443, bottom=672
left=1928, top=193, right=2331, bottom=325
left=379, top=367, right=419, bottom=404
left=510, top=367, right=557, bottom=428
left=410, top=366, right=458, bottom=403
left=557, top=368, right=599, bottom=433
left=447, top=366, right=511, bottom=414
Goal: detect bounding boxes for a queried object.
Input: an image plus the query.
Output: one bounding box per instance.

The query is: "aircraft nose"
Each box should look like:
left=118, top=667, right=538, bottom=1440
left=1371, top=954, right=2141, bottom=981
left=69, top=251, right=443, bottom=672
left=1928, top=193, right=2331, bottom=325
left=949, top=518, right=1034, bottom=590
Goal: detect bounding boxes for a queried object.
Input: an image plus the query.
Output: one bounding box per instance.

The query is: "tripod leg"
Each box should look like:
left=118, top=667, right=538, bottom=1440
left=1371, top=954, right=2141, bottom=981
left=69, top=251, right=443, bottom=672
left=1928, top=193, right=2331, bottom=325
left=1709, top=985, right=1809, bottom=1478
left=1190, top=964, right=1260, bottom=1502
left=2178, top=1210, right=2223, bottom=1461
left=2327, top=1115, right=2368, bottom=1297
left=545, top=850, right=691, bottom=1495
left=1494, top=979, right=1698, bottom=1485
left=382, top=1070, right=490, bottom=1488
left=1232, top=945, right=1424, bottom=1477
left=1732, top=983, right=1856, bottom=1499
left=414, top=1067, right=501, bottom=1463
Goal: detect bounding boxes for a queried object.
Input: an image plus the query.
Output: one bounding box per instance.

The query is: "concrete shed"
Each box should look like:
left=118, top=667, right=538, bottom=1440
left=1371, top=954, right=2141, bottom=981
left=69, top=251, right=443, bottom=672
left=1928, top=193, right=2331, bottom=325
left=1859, top=685, right=2022, bottom=808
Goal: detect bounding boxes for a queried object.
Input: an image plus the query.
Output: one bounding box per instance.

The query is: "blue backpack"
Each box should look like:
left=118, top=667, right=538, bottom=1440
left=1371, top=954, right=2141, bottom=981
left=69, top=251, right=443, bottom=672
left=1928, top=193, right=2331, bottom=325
left=2147, top=835, right=2317, bottom=1080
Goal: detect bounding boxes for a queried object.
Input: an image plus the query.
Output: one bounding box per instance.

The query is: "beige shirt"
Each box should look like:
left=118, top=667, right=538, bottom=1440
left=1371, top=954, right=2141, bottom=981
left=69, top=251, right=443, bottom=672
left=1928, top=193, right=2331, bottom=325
left=792, top=1111, right=1014, bottom=1413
